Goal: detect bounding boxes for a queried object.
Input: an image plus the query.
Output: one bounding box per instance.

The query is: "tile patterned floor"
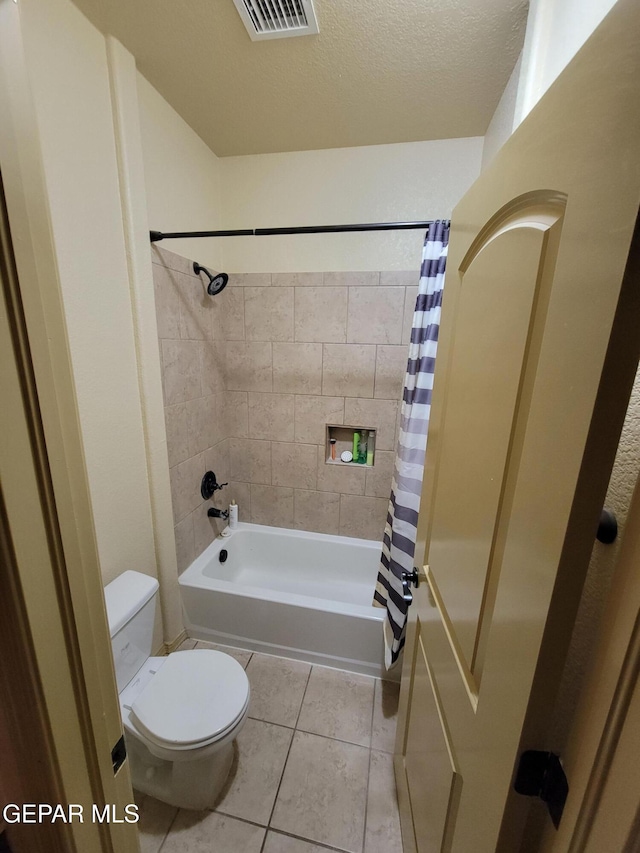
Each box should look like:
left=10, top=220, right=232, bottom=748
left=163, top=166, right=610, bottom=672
left=136, top=640, right=403, bottom=853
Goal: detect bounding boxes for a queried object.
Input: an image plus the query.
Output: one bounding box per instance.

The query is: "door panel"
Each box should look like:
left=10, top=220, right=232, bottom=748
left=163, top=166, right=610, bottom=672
left=405, top=620, right=462, bottom=853
left=395, top=3, right=640, bottom=852
left=429, top=224, right=553, bottom=672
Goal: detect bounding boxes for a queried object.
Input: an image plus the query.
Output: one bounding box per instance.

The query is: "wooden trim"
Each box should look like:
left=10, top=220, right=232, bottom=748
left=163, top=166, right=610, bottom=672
left=164, top=630, right=188, bottom=654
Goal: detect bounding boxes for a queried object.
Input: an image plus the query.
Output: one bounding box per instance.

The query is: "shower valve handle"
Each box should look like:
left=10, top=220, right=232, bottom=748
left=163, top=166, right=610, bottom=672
left=201, top=471, right=227, bottom=500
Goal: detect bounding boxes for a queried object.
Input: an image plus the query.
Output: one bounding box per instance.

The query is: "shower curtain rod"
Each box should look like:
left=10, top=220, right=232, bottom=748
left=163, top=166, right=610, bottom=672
left=149, top=220, right=434, bottom=242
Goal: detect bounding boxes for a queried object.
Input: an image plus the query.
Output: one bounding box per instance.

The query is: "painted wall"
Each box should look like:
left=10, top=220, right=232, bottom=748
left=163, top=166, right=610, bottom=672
left=218, top=138, right=483, bottom=273
left=137, top=73, right=222, bottom=271
left=481, top=54, right=522, bottom=169
left=483, top=0, right=620, bottom=169
left=18, top=0, right=159, bottom=601
left=516, top=0, right=618, bottom=122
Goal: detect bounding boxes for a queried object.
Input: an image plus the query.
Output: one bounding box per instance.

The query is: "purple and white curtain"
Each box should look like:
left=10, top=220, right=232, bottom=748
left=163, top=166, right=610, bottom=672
left=374, top=220, right=450, bottom=668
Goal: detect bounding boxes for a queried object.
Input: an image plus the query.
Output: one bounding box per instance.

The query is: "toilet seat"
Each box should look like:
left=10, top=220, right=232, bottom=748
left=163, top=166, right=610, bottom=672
left=130, top=649, right=250, bottom=750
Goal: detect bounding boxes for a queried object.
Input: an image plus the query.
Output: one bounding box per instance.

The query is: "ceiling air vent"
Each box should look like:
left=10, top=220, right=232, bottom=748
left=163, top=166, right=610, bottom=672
left=232, top=0, right=319, bottom=41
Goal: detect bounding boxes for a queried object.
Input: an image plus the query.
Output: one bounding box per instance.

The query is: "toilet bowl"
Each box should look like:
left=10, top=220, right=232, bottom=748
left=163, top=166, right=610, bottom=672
left=104, top=570, right=250, bottom=810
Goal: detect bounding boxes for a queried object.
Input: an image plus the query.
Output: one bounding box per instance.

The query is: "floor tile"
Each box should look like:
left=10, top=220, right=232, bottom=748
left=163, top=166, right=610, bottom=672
left=136, top=795, right=177, bottom=853
left=194, top=640, right=252, bottom=668
left=371, top=679, right=400, bottom=753
left=271, top=731, right=369, bottom=853
left=177, top=638, right=197, bottom=650
left=263, top=831, right=342, bottom=852
left=160, top=810, right=264, bottom=852
left=214, top=718, right=293, bottom=825
left=246, top=653, right=311, bottom=727
left=297, top=666, right=375, bottom=747
left=364, top=751, right=403, bottom=853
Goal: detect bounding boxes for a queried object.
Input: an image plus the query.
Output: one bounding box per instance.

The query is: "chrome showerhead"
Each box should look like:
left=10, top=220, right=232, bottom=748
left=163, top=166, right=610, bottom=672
left=193, top=262, right=229, bottom=296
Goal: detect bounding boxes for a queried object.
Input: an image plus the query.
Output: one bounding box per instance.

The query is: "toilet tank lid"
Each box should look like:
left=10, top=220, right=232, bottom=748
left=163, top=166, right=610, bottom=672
left=104, top=571, right=159, bottom=638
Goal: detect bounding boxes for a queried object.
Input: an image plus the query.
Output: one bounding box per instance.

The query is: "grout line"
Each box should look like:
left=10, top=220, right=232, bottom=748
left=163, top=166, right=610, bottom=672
left=361, top=680, right=379, bottom=853
left=265, top=726, right=297, bottom=830
left=264, top=827, right=349, bottom=853
left=156, top=804, right=181, bottom=852
left=259, top=662, right=315, bottom=839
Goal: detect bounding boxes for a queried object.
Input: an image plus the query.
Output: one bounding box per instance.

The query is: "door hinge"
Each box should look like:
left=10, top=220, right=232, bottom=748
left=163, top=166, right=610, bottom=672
left=514, top=750, right=568, bottom=829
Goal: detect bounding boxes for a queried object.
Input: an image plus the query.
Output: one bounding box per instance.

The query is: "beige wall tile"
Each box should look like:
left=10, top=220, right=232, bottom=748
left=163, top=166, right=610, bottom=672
left=169, top=452, right=205, bottom=523
left=294, top=395, right=344, bottom=445
left=205, top=439, right=231, bottom=487
left=251, top=485, right=294, bottom=527
left=272, top=442, right=318, bottom=490
left=162, top=339, right=201, bottom=405
left=272, top=272, right=323, bottom=287
left=245, top=286, right=294, bottom=342
left=152, top=263, right=181, bottom=339
left=323, top=272, right=379, bottom=287
left=273, top=343, right=323, bottom=395
left=347, top=287, right=404, bottom=345
left=316, top=447, right=366, bottom=496
left=403, top=285, right=419, bottom=344
left=192, top=501, right=217, bottom=555
left=229, top=273, right=271, bottom=287
left=225, top=390, right=249, bottom=438
left=164, top=402, right=190, bottom=468
left=229, top=438, right=271, bottom=484
left=339, top=494, right=388, bottom=542
left=214, top=287, right=245, bottom=341
left=395, top=403, right=403, bottom=451
left=344, top=398, right=399, bottom=450
left=248, top=393, right=295, bottom=442
left=227, top=481, right=251, bottom=519
left=374, top=345, right=408, bottom=400
left=200, top=341, right=226, bottom=396
left=174, top=512, right=194, bottom=575
left=186, top=395, right=223, bottom=456
left=364, top=450, right=395, bottom=499
left=294, top=490, right=340, bottom=535
left=226, top=341, right=272, bottom=392
left=322, top=344, right=376, bottom=398
left=380, top=271, right=419, bottom=287
left=295, top=287, right=347, bottom=343
left=179, top=273, right=214, bottom=341
left=151, top=245, right=192, bottom=276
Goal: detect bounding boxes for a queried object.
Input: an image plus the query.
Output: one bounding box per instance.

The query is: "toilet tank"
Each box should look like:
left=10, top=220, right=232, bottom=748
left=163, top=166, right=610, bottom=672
left=104, top=570, right=159, bottom=693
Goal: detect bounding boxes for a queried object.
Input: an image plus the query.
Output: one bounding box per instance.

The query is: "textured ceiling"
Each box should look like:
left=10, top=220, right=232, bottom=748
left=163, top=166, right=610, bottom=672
left=72, top=0, right=528, bottom=157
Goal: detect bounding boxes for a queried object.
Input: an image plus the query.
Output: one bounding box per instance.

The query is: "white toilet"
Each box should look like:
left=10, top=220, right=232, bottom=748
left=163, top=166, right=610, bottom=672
left=104, top=570, right=250, bottom=810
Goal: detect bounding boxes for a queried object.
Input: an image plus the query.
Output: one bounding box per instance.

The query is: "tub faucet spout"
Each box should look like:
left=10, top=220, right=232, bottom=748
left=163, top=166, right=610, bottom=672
left=208, top=507, right=229, bottom=520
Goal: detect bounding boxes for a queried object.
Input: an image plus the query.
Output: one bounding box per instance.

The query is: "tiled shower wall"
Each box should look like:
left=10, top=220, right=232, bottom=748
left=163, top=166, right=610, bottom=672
left=152, top=246, right=418, bottom=573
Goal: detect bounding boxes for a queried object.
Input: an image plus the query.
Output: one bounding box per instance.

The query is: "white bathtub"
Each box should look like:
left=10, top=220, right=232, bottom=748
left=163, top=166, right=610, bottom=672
left=179, top=523, right=387, bottom=677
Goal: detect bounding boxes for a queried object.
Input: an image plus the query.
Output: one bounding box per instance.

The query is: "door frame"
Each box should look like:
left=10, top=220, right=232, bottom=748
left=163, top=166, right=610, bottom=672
left=0, top=3, right=140, bottom=851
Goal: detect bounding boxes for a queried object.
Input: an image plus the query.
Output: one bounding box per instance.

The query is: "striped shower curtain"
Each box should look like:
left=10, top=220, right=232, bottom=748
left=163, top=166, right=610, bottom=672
left=374, top=220, right=450, bottom=668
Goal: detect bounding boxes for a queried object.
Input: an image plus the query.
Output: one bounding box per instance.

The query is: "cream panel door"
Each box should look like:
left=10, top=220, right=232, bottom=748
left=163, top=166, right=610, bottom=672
left=428, top=222, right=553, bottom=673
left=395, top=2, right=640, bottom=852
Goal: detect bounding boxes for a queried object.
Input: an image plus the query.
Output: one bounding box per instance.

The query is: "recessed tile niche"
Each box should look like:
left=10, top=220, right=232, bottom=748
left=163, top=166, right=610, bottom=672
left=326, top=425, right=376, bottom=467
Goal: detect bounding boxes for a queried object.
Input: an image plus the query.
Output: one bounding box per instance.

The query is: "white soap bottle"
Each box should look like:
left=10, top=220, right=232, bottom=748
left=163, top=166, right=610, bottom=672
left=229, top=499, right=238, bottom=530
